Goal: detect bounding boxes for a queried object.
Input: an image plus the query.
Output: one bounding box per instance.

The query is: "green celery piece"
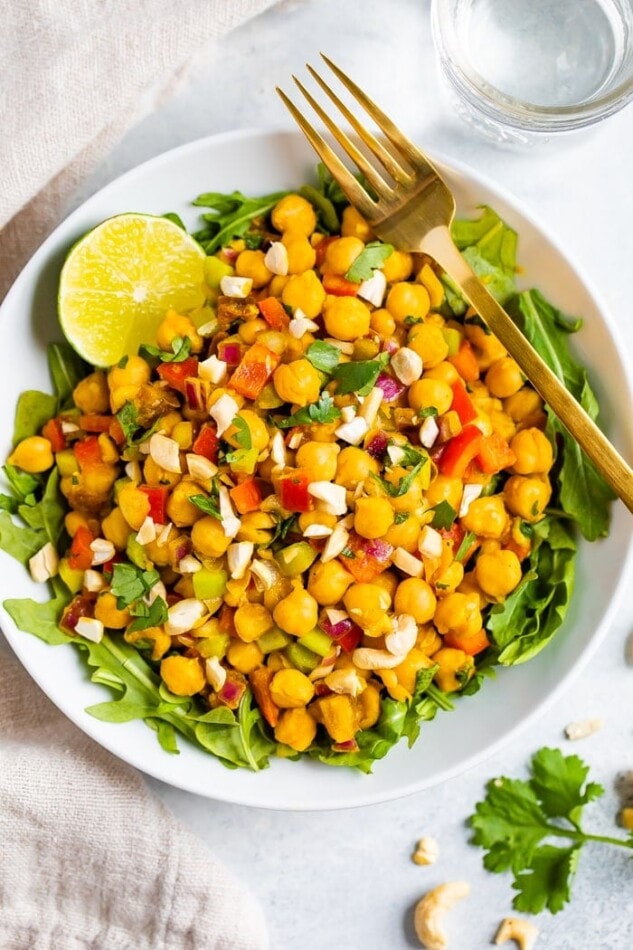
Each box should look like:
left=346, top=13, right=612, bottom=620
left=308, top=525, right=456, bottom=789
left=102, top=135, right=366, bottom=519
left=275, top=541, right=318, bottom=577
left=285, top=641, right=320, bottom=673
left=297, top=628, right=333, bottom=657
left=257, top=627, right=292, bottom=653
left=126, top=534, right=153, bottom=570
left=192, top=567, right=228, bottom=600
left=195, top=632, right=231, bottom=659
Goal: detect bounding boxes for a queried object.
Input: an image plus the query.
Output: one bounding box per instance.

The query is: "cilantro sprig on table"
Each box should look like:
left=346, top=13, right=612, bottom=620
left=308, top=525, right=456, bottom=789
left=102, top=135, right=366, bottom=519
left=470, top=747, right=633, bottom=914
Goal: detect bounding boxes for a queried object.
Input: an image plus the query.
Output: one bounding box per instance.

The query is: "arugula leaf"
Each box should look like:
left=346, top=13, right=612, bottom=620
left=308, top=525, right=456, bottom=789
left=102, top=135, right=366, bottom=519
left=194, top=690, right=275, bottom=771
left=47, top=342, right=90, bottom=406
left=469, top=747, right=633, bottom=914
left=332, top=352, right=389, bottom=396
left=190, top=494, right=221, bottom=519
left=487, top=518, right=576, bottom=665
left=274, top=392, right=341, bottom=428
left=345, top=241, right=394, bottom=282
left=140, top=336, right=192, bottom=363
left=430, top=500, right=457, bottom=530
left=3, top=464, right=41, bottom=504
left=0, top=510, right=47, bottom=566
left=443, top=206, right=518, bottom=312
left=371, top=459, right=426, bottom=498
left=4, top=577, right=71, bottom=645
left=509, top=289, right=614, bottom=540
left=299, top=184, right=340, bottom=234
left=192, top=189, right=290, bottom=254
left=162, top=211, right=186, bottom=230
left=12, top=391, right=57, bottom=444
left=305, top=341, right=341, bottom=375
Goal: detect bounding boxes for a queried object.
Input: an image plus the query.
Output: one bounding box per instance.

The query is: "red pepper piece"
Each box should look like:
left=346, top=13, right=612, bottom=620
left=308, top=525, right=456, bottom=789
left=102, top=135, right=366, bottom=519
left=192, top=424, right=219, bottom=463
left=448, top=340, right=480, bottom=381
left=444, top=627, right=490, bottom=656
left=475, top=432, right=517, bottom=474
left=157, top=356, right=199, bottom=393
left=279, top=470, right=312, bottom=512
left=79, top=414, right=114, bottom=434
left=67, top=526, right=95, bottom=571
left=315, top=235, right=337, bottom=268
left=108, top=418, right=126, bottom=445
left=449, top=380, right=477, bottom=425
left=341, top=533, right=393, bottom=583
left=139, top=485, right=169, bottom=524
left=229, top=477, right=262, bottom=514
left=437, top=425, right=483, bottom=478
left=230, top=342, right=280, bottom=400
left=73, top=436, right=103, bottom=470
left=322, top=273, right=360, bottom=297
left=41, top=417, right=66, bottom=453
left=258, top=296, right=290, bottom=330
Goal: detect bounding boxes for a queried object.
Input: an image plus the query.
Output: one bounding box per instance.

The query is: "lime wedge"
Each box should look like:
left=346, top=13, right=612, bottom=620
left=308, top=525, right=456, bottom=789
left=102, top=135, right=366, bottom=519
left=59, top=213, right=206, bottom=366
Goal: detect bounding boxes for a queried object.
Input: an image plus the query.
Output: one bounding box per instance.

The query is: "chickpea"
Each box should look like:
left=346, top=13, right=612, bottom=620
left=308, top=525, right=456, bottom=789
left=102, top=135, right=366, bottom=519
left=378, top=249, right=412, bottom=283
left=273, top=359, right=321, bottom=407
left=273, top=586, right=318, bottom=636
left=357, top=682, right=382, bottom=729
left=394, top=577, right=437, bottom=624
left=485, top=357, right=524, bottom=398
left=354, top=496, right=394, bottom=539
left=271, top=194, right=317, bottom=236
left=335, top=446, right=379, bottom=489
left=372, top=569, right=399, bottom=601
left=160, top=655, right=205, bottom=697
left=282, top=269, right=326, bottom=318
left=270, top=669, right=315, bottom=708
left=107, top=355, right=151, bottom=408
left=475, top=549, right=522, bottom=601
left=461, top=494, right=509, bottom=540
left=316, top=693, right=359, bottom=742
left=323, top=296, right=371, bottom=341
left=370, top=308, right=396, bottom=338
left=408, top=378, right=453, bottom=416
left=433, top=648, right=474, bottom=693
left=384, top=513, right=420, bottom=553
left=424, top=474, right=463, bottom=512
left=164, top=480, right=203, bottom=527
left=324, top=236, right=365, bottom=275
left=94, top=591, right=131, bottom=629
left=383, top=466, right=424, bottom=514
left=235, top=249, right=272, bottom=287
left=503, top=475, right=552, bottom=522
left=308, top=559, right=354, bottom=605
left=510, top=427, right=553, bottom=475
left=65, top=511, right=99, bottom=538
left=282, top=234, right=317, bottom=274
left=341, top=205, right=374, bottom=242
left=433, top=559, right=465, bottom=596
left=101, top=506, right=131, bottom=550
left=8, top=436, right=54, bottom=473
left=504, top=386, right=544, bottom=423
left=434, top=592, right=482, bottom=638
left=296, top=441, right=340, bottom=482
left=274, top=707, right=317, bottom=751
left=423, top=360, right=459, bottom=385
left=238, top=317, right=267, bottom=344
left=344, top=582, right=391, bottom=635
left=143, top=455, right=181, bottom=488
left=237, top=510, right=275, bottom=545
left=156, top=311, right=203, bottom=354
left=457, top=570, right=488, bottom=608
left=226, top=640, right=264, bottom=674
left=234, top=602, right=274, bottom=642
left=72, top=371, right=109, bottom=414
left=408, top=323, right=449, bottom=367
left=117, top=483, right=151, bottom=530
left=386, top=281, right=430, bottom=324
left=463, top=323, right=507, bottom=371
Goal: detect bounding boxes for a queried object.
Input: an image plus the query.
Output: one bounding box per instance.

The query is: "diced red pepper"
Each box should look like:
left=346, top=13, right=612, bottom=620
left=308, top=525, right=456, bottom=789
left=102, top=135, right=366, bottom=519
left=444, top=627, right=490, bottom=656
left=258, top=296, right=289, bottom=330
left=230, top=342, right=280, bottom=401
left=437, top=425, right=483, bottom=478
left=157, top=356, right=199, bottom=393
left=73, top=435, right=103, bottom=470
left=79, top=414, right=113, bottom=434
left=336, top=625, right=363, bottom=654
left=230, top=477, right=262, bottom=514
left=448, top=340, right=480, bottom=381
left=475, top=432, right=517, bottom=474
left=139, top=485, right=169, bottom=524
left=218, top=604, right=237, bottom=637
left=249, top=667, right=280, bottom=727
left=341, top=533, right=393, bottom=583
left=108, top=418, right=126, bottom=445
left=315, top=235, right=336, bottom=268
left=42, top=417, right=66, bottom=453
left=439, top=522, right=465, bottom=552
left=279, top=470, right=312, bottom=512
left=322, top=273, right=360, bottom=296
left=67, top=526, right=95, bottom=571
left=192, top=424, right=219, bottom=463
left=449, top=380, right=477, bottom=425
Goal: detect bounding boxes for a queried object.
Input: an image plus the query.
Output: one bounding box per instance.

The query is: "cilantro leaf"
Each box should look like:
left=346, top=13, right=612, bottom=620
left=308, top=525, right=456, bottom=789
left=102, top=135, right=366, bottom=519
left=110, top=563, right=161, bottom=609
left=192, top=189, right=291, bottom=254
left=228, top=415, right=252, bottom=451
left=305, top=341, right=341, bottom=375
left=275, top=392, right=341, bottom=429
left=332, top=353, right=389, bottom=396
left=371, top=459, right=426, bottom=498
left=128, top=595, right=169, bottom=632
left=189, top=494, right=222, bottom=519
left=345, top=241, right=394, bottom=282
left=469, top=747, right=633, bottom=915
left=430, top=500, right=457, bottom=530
left=116, top=402, right=140, bottom=443
left=140, top=336, right=192, bottom=363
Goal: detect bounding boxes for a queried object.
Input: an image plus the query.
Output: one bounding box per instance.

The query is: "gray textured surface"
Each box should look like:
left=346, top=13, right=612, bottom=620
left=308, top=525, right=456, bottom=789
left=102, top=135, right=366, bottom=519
left=53, top=0, right=633, bottom=946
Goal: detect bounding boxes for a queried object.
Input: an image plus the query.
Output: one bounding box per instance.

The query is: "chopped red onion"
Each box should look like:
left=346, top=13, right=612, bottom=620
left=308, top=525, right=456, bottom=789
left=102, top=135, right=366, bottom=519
left=375, top=372, right=405, bottom=402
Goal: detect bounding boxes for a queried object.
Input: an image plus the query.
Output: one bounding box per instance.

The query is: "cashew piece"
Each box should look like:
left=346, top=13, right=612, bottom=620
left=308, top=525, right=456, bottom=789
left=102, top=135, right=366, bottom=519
left=412, top=836, right=439, bottom=866
left=385, top=613, right=418, bottom=656
left=494, top=917, right=539, bottom=950
left=414, top=881, right=470, bottom=949
left=352, top=647, right=405, bottom=670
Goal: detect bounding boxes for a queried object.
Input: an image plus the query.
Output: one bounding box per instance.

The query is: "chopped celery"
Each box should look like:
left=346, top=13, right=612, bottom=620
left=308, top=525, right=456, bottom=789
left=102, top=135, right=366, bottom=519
left=275, top=541, right=318, bottom=577
left=193, top=567, right=228, bottom=600
left=257, top=627, right=292, bottom=653
left=58, top=557, right=84, bottom=594
left=441, top=326, right=461, bottom=356
left=195, top=632, right=230, bottom=659
left=298, top=628, right=334, bottom=657
left=285, top=641, right=320, bottom=673
left=126, top=533, right=153, bottom=570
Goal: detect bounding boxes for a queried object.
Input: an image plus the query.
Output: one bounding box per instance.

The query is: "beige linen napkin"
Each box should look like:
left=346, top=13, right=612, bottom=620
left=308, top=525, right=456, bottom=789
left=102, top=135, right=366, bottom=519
left=0, top=644, right=269, bottom=950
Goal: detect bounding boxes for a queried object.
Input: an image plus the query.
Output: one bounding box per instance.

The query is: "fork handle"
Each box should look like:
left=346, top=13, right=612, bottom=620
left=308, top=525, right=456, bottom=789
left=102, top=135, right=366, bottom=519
left=422, top=225, right=633, bottom=515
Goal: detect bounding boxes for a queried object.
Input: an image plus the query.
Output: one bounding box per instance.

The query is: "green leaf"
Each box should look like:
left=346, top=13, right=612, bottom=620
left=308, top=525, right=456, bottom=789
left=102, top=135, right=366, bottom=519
left=299, top=184, right=340, bottom=234
left=470, top=776, right=550, bottom=873
left=529, top=747, right=604, bottom=820
left=110, top=562, right=160, bottom=608
left=189, top=494, right=221, bottom=519
left=127, top=595, right=169, bottom=632
left=162, top=211, right=186, bottom=230
left=455, top=531, right=476, bottom=563
left=274, top=392, right=341, bottom=428
left=430, top=500, right=457, bottom=530
left=509, top=289, right=614, bottom=540
left=371, top=459, right=426, bottom=498
left=345, top=241, right=394, bottom=282
left=4, top=579, right=72, bottom=645
left=305, top=341, right=341, bottom=375
left=512, top=845, right=581, bottom=914
left=332, top=353, right=389, bottom=396
left=444, top=207, right=518, bottom=312
left=140, top=335, right=192, bottom=363
left=12, top=391, right=57, bottom=444
left=47, top=342, right=90, bottom=406
left=228, top=414, right=252, bottom=451
left=194, top=691, right=275, bottom=771
left=3, top=465, right=41, bottom=504
left=192, top=189, right=290, bottom=254
left=0, top=510, right=46, bottom=565
left=116, top=402, right=140, bottom=443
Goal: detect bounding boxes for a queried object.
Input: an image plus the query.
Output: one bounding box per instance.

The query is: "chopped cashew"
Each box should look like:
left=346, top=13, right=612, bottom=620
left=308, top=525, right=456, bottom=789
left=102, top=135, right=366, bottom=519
left=352, top=647, right=405, bottom=670
left=385, top=613, right=418, bottom=656
left=412, top=836, right=439, bottom=866
left=414, top=881, right=470, bottom=950
left=564, top=717, right=604, bottom=741
left=494, top=917, right=539, bottom=950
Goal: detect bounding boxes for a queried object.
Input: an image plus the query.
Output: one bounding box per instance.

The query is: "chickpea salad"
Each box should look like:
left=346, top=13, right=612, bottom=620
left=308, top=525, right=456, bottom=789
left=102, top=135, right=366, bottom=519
left=0, top=168, right=614, bottom=772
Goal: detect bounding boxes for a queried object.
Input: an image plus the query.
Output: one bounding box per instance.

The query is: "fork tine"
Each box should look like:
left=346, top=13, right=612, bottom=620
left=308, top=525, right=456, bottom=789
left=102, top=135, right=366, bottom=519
left=290, top=75, right=393, bottom=199
left=276, top=87, right=379, bottom=220
left=320, top=53, right=434, bottom=173
left=305, top=65, right=412, bottom=186
left=276, top=87, right=378, bottom=219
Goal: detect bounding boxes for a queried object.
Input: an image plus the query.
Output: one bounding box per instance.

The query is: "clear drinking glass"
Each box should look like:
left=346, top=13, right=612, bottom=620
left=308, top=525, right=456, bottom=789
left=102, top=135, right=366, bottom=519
left=431, top=0, right=633, bottom=144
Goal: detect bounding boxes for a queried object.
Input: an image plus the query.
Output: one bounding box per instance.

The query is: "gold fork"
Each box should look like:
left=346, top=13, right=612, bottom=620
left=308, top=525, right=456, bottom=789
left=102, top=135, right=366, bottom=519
left=277, top=54, right=633, bottom=515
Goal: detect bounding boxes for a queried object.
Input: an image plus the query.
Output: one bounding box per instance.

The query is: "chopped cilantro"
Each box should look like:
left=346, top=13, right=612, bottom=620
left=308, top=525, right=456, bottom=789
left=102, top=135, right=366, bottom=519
left=275, top=392, right=341, bottom=429
left=140, top=336, right=192, bottom=363
left=430, top=500, right=457, bottom=530
left=305, top=341, right=341, bottom=375
left=455, top=531, right=476, bottom=562
left=110, top=563, right=161, bottom=610
left=190, top=494, right=221, bottom=519
left=345, top=241, right=394, bottom=282
left=128, top=595, right=169, bottom=632
left=371, top=459, right=425, bottom=498
left=332, top=352, right=389, bottom=396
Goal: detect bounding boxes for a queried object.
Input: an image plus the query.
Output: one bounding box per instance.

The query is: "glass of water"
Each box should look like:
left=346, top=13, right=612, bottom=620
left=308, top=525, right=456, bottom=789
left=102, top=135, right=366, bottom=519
left=431, top=0, right=633, bottom=144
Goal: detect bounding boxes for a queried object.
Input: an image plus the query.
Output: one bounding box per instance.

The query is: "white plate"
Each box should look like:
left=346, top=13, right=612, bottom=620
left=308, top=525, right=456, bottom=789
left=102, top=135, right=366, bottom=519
left=1, top=129, right=632, bottom=810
